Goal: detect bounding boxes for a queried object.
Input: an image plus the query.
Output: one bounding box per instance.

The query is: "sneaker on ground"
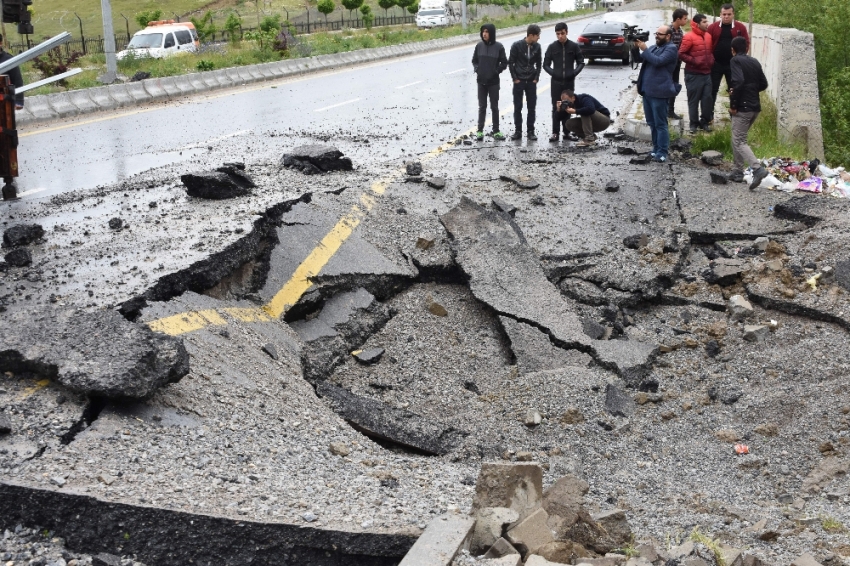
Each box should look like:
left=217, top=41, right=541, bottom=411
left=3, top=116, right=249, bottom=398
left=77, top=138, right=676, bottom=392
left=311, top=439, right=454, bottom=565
left=475, top=131, right=484, bottom=141
left=652, top=155, right=667, bottom=163
left=510, top=132, right=522, bottom=141
left=493, top=131, right=506, bottom=140
left=549, top=133, right=559, bottom=142
left=576, top=137, right=597, bottom=147
left=749, top=166, right=768, bottom=190
left=527, top=132, right=538, bottom=141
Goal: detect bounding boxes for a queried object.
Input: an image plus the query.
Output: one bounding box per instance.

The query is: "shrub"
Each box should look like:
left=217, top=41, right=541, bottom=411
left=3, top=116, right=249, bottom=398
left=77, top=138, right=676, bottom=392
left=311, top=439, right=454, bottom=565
left=360, top=5, right=374, bottom=29
left=821, top=67, right=850, bottom=167
left=224, top=12, right=243, bottom=43
left=32, top=45, right=83, bottom=85
left=135, top=10, right=163, bottom=29
left=196, top=60, right=215, bottom=71
left=190, top=11, right=217, bottom=42
left=260, top=14, right=283, bottom=33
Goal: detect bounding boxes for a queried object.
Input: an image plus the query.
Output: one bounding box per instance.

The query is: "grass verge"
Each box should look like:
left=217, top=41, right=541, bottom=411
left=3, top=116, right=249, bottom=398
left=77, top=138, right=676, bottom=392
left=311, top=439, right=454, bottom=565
left=689, top=92, right=809, bottom=163
left=23, top=11, right=588, bottom=97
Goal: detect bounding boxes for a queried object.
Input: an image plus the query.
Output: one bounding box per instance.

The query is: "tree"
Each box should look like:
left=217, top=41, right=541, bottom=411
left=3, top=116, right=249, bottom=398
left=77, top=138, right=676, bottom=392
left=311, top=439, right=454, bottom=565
left=341, top=0, right=364, bottom=20
left=260, top=14, right=283, bottom=33
left=406, top=1, right=419, bottom=14
left=360, top=4, right=374, bottom=28
left=318, top=0, right=336, bottom=23
left=378, top=0, right=397, bottom=17
left=223, top=12, right=243, bottom=43
left=397, top=0, right=415, bottom=16
left=190, top=11, right=217, bottom=42
left=134, top=9, right=163, bottom=29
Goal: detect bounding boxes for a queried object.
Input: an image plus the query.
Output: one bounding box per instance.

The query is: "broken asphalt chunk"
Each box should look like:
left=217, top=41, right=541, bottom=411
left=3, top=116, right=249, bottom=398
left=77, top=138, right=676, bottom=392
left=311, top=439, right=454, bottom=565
left=281, top=144, right=353, bottom=174
left=3, top=223, right=44, bottom=248
left=0, top=308, right=189, bottom=398
left=492, top=196, right=517, bottom=217
left=616, top=146, right=637, bottom=155
left=701, top=150, right=724, bottom=166
left=500, top=174, right=540, bottom=190
left=316, top=382, right=464, bottom=455
left=703, top=258, right=748, bottom=285
left=605, top=180, right=620, bottom=192
left=0, top=413, right=11, bottom=434
left=4, top=247, right=31, bottom=267
left=604, top=383, right=635, bottom=417
left=352, top=347, right=384, bottom=364
left=425, top=177, right=446, bottom=189
left=262, top=343, right=279, bottom=360
left=630, top=155, right=651, bottom=165
left=405, top=160, right=423, bottom=176
left=710, top=171, right=729, bottom=184
left=181, top=165, right=256, bottom=200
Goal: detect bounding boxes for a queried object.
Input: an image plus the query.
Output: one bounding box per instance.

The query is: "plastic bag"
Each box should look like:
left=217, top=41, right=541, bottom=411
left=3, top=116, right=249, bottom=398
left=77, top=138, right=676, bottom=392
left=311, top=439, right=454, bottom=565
left=818, top=164, right=842, bottom=177
left=797, top=177, right=823, bottom=193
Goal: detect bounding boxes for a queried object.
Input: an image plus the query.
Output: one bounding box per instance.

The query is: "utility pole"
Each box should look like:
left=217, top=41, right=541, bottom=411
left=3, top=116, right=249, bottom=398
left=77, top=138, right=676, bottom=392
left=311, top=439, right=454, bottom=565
left=99, top=0, right=117, bottom=83
left=461, top=0, right=467, bottom=30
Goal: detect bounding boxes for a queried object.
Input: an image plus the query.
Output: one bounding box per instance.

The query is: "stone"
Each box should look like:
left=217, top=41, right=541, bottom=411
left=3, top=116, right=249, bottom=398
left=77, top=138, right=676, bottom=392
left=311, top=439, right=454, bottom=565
left=701, top=150, right=724, bottom=166
left=416, top=237, right=435, bottom=250
left=97, top=473, right=115, bottom=486
left=280, top=144, right=353, bottom=174
left=623, top=234, right=649, bottom=249
left=719, top=546, right=744, bottom=566
left=743, top=325, right=769, bottom=342
left=49, top=476, right=65, bottom=487
left=616, top=146, right=637, bottom=155
left=181, top=166, right=255, bottom=199
left=754, top=237, right=769, bottom=251
left=0, top=307, right=188, bottom=399
left=500, top=174, right=540, bottom=190
left=703, top=258, right=748, bottom=285
left=328, top=442, right=350, bottom=456
left=582, top=318, right=606, bottom=340
left=318, top=383, right=463, bottom=455
left=472, top=463, right=543, bottom=523
left=589, top=509, right=632, bottom=554
left=605, top=181, right=620, bottom=192
left=484, top=537, right=521, bottom=559
left=262, top=343, right=279, bottom=360
left=471, top=507, right=520, bottom=554
left=92, top=554, right=121, bottom=566
left=4, top=247, right=31, bottom=267
left=406, top=161, right=423, bottom=176
left=536, top=541, right=591, bottom=564
left=516, top=451, right=533, bottom=461
left=710, top=171, right=728, bottom=184
left=484, top=556, right=522, bottom=566
left=397, top=514, right=475, bottom=566
left=406, top=175, right=423, bottom=183
left=426, top=177, right=446, bottom=189
left=130, top=70, right=151, bottom=81
left=561, top=407, right=585, bottom=424
left=0, top=413, right=10, bottom=434
left=802, top=457, right=850, bottom=493
left=302, top=512, right=317, bottom=522
left=427, top=301, right=448, bottom=317
left=506, top=508, right=554, bottom=556
left=604, top=384, right=635, bottom=417
left=727, top=295, right=754, bottom=320
left=626, top=558, right=654, bottom=566
left=493, top=196, right=518, bottom=217
left=3, top=224, right=44, bottom=247
left=352, top=347, right=385, bottom=364
left=637, top=544, right=660, bottom=562
left=525, top=409, right=542, bottom=427
left=107, top=217, right=123, bottom=230
left=668, top=541, right=695, bottom=560
left=542, top=474, right=588, bottom=539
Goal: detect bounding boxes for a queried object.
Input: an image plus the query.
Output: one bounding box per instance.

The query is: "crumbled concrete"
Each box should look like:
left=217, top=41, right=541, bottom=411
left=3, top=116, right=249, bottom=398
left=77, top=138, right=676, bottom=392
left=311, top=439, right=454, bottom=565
left=181, top=164, right=255, bottom=200
left=281, top=144, right=354, bottom=174
left=3, top=223, right=44, bottom=248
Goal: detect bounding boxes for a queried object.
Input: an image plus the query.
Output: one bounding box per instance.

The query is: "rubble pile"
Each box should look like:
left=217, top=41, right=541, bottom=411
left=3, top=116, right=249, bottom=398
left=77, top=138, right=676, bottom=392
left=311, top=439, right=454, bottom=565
left=280, top=144, right=354, bottom=174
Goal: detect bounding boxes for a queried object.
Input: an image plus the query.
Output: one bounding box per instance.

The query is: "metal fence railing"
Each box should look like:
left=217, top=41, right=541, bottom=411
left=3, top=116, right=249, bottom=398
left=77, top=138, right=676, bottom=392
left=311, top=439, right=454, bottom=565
left=8, top=15, right=417, bottom=56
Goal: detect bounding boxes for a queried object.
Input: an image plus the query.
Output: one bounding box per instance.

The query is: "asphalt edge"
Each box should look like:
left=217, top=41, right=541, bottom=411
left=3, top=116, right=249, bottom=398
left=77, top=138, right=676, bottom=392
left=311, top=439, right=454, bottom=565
left=18, top=17, right=587, bottom=127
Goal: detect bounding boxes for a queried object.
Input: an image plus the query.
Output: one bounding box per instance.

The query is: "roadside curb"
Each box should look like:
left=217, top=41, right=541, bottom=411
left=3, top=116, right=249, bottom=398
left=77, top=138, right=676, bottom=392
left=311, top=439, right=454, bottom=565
left=18, top=16, right=589, bottom=126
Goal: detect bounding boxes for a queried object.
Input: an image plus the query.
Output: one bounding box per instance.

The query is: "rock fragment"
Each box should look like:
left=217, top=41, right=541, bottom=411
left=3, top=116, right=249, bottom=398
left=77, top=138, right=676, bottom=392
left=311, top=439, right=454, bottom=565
left=500, top=173, right=540, bottom=190
left=524, top=409, right=542, bottom=427
left=427, top=300, right=448, bottom=317
left=492, top=196, right=518, bottom=217
left=108, top=217, right=123, bottom=230
left=727, top=295, right=754, bottom=320
left=415, top=236, right=434, bottom=250
left=262, top=343, right=279, bottom=360
left=542, top=474, right=588, bottom=539
left=426, top=177, right=446, bottom=189
left=0, top=413, right=11, bottom=434
left=701, top=150, right=724, bottom=166
left=4, top=247, right=31, bottom=267
left=92, top=553, right=122, bottom=566
left=605, top=180, right=620, bottom=192
left=535, top=541, right=590, bottom=564
left=484, top=538, right=521, bottom=559
left=281, top=144, right=353, bottom=174
left=604, top=384, right=635, bottom=417
left=405, top=160, right=423, bottom=176
left=352, top=347, right=385, bottom=364
left=471, top=507, right=520, bottom=554
left=710, top=171, right=728, bottom=184
left=505, top=508, right=554, bottom=556
left=3, top=223, right=44, bottom=247
left=181, top=165, right=256, bottom=199
left=704, top=258, right=748, bottom=285
left=328, top=442, right=350, bottom=456
left=743, top=325, right=769, bottom=342
left=472, top=463, right=543, bottom=522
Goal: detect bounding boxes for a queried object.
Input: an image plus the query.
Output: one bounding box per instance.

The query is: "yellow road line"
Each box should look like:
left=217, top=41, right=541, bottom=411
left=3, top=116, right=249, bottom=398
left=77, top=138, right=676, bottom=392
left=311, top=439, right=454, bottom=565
left=148, top=85, right=550, bottom=336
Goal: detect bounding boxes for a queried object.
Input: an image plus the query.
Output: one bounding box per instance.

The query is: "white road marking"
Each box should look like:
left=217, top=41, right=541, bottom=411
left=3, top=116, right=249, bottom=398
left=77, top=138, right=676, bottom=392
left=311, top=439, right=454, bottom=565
left=445, top=68, right=465, bottom=75
left=395, top=80, right=424, bottom=89
left=179, top=129, right=252, bottom=150
left=314, top=98, right=361, bottom=112
left=16, top=188, right=46, bottom=197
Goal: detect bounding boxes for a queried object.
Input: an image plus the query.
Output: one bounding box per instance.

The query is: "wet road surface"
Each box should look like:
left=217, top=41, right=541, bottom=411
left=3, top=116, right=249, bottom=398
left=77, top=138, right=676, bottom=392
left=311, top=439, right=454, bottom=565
left=14, top=9, right=662, bottom=201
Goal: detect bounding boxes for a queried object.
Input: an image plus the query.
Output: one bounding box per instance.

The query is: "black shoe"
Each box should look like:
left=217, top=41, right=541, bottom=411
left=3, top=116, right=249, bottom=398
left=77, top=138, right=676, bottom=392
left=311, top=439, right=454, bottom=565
left=667, top=111, right=682, bottom=119
left=510, top=132, right=522, bottom=141
left=728, top=170, right=745, bottom=183
left=749, top=166, right=768, bottom=190
left=527, top=132, right=538, bottom=141
left=549, top=133, right=560, bottom=142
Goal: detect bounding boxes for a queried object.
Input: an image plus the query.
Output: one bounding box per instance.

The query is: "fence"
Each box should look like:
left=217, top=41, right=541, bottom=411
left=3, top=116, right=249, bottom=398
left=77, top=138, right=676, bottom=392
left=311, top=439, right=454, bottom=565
left=8, top=14, right=417, bottom=56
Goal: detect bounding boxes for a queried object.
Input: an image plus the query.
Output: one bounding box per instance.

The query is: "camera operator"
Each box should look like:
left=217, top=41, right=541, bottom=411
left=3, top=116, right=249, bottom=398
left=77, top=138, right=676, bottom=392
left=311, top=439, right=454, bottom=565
left=635, top=26, right=680, bottom=162
left=543, top=22, right=584, bottom=142
left=555, top=90, right=610, bottom=147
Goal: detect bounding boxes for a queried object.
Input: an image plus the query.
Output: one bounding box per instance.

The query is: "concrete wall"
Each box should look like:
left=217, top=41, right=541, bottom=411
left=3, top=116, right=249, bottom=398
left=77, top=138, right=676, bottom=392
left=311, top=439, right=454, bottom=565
left=749, top=23, right=824, bottom=159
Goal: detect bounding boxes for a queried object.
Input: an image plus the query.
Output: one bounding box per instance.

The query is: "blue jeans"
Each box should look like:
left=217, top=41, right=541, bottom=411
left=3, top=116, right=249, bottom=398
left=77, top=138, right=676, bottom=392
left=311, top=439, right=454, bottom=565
left=643, top=95, right=669, bottom=158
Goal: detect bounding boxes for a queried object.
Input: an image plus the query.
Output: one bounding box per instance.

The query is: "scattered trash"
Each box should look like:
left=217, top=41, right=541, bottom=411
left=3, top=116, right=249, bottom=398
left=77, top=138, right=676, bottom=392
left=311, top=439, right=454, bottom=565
left=745, top=157, right=850, bottom=198
left=806, top=273, right=821, bottom=291
left=734, top=443, right=750, bottom=455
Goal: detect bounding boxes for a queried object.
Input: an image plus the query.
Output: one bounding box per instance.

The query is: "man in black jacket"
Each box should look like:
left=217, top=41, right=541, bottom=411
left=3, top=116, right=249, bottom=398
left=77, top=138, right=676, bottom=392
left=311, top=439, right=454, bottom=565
left=728, top=36, right=768, bottom=189
left=509, top=24, right=542, bottom=140
left=472, top=23, right=509, bottom=141
left=543, top=22, right=584, bottom=141
left=556, top=90, right=610, bottom=147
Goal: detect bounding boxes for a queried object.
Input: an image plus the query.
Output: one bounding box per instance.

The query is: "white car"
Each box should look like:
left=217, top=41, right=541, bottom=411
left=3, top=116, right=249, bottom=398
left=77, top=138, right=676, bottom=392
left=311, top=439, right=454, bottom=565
left=416, top=8, right=449, bottom=28
left=117, top=21, right=200, bottom=60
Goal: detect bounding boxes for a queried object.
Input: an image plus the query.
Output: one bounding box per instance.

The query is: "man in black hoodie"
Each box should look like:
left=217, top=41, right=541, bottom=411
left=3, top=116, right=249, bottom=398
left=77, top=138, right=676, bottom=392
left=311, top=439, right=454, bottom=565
left=509, top=24, right=542, bottom=140
left=543, top=22, right=584, bottom=141
left=728, top=36, right=768, bottom=190
left=472, top=23, right=508, bottom=141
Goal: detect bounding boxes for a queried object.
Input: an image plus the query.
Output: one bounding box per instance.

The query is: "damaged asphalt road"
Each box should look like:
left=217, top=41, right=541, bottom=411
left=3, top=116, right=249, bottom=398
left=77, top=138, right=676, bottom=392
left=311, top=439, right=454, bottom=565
left=3, top=19, right=850, bottom=566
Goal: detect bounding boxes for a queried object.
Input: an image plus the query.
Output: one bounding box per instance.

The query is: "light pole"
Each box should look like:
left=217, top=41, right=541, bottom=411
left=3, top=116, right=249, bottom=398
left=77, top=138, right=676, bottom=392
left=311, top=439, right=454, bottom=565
left=100, top=0, right=117, bottom=83
left=462, top=0, right=467, bottom=29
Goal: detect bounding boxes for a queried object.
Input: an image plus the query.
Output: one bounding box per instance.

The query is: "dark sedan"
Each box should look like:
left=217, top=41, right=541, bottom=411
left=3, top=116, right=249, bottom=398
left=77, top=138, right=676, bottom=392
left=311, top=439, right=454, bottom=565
left=576, top=21, right=630, bottom=65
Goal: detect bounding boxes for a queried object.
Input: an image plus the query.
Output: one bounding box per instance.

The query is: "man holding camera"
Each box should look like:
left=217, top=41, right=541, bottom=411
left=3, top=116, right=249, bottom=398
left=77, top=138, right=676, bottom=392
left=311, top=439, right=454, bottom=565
left=543, top=22, right=584, bottom=142
left=635, top=26, right=680, bottom=163
left=555, top=90, right=610, bottom=147
left=509, top=24, right=542, bottom=141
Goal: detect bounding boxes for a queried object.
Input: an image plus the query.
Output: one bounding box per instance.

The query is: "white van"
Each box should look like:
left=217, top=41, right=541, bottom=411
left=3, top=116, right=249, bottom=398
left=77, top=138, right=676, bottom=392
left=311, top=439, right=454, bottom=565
left=416, top=0, right=458, bottom=28
left=117, top=21, right=200, bottom=60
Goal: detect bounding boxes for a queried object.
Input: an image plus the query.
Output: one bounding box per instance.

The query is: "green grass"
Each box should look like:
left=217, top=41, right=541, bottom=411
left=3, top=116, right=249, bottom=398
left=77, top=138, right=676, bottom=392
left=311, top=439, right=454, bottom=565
left=689, top=92, right=808, bottom=163
left=22, top=10, right=585, bottom=96
left=821, top=515, right=846, bottom=533
left=689, top=529, right=726, bottom=566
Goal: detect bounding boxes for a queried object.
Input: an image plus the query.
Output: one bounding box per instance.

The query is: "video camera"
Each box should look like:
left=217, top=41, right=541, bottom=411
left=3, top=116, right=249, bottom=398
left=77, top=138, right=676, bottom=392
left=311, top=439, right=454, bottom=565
left=624, top=24, right=649, bottom=43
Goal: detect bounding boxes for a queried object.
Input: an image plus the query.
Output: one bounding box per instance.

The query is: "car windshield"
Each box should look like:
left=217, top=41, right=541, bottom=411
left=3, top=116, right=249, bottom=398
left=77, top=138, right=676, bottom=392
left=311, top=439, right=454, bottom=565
left=583, top=22, right=624, bottom=34
left=419, top=9, right=445, bottom=15
left=127, top=33, right=163, bottom=49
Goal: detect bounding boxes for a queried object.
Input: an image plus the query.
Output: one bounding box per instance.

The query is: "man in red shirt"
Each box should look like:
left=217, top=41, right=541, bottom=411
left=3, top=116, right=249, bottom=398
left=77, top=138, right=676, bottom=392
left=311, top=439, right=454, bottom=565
left=707, top=3, right=750, bottom=112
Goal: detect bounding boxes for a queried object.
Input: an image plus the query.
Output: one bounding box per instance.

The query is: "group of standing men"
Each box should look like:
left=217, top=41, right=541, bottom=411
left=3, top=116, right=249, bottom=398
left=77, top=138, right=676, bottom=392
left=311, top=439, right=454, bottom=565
left=637, top=3, right=769, bottom=187
left=471, top=22, right=611, bottom=146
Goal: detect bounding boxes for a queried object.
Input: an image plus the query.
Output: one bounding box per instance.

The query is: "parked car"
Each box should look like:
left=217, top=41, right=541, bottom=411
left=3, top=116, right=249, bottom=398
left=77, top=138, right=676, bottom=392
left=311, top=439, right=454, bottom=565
left=117, top=21, right=200, bottom=60
left=576, top=20, right=630, bottom=65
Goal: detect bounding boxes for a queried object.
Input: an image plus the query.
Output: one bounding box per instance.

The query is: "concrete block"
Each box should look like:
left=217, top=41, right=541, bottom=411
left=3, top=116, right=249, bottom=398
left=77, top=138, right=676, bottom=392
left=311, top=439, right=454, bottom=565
left=397, top=513, right=474, bottom=566
left=142, top=78, right=169, bottom=102
left=172, top=74, right=195, bottom=94
left=254, top=62, right=277, bottom=79
left=124, top=81, right=151, bottom=103
left=157, top=76, right=183, bottom=98
left=235, top=66, right=256, bottom=83
left=14, top=106, right=35, bottom=125
left=188, top=73, right=212, bottom=92
left=106, top=84, right=134, bottom=108
left=47, top=92, right=80, bottom=118
left=484, top=538, right=521, bottom=559
left=471, top=507, right=519, bottom=554
left=25, top=95, right=59, bottom=121
left=67, top=89, right=98, bottom=113
left=506, top=508, right=554, bottom=556
left=87, top=86, right=117, bottom=111
left=267, top=61, right=289, bottom=77
left=224, top=67, right=243, bottom=85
